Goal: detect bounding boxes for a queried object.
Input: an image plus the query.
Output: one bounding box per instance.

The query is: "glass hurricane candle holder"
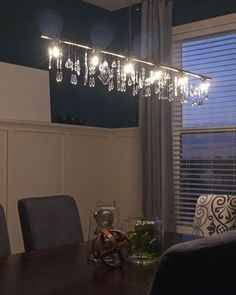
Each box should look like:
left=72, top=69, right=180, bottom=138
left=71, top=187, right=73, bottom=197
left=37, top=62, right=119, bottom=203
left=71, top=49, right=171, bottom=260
left=122, top=216, right=163, bottom=265
left=88, top=203, right=120, bottom=261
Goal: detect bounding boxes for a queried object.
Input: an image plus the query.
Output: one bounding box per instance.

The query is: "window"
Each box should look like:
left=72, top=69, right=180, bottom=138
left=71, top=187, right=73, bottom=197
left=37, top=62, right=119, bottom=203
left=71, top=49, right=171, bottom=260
left=172, top=14, right=236, bottom=229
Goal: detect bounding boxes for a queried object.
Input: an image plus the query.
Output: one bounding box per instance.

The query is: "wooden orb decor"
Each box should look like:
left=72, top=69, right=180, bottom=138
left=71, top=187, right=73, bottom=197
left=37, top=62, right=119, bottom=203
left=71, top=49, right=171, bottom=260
left=93, top=228, right=130, bottom=267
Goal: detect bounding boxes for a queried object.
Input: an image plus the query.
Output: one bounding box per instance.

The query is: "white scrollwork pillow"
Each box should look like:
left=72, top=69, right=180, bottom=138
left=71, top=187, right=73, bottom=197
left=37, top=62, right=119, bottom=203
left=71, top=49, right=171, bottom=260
left=193, top=194, right=236, bottom=237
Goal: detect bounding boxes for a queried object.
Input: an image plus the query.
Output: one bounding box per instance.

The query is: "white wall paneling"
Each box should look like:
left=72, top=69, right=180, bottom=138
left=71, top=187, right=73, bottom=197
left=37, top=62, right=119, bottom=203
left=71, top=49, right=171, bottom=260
left=109, top=130, right=143, bottom=225
left=0, top=120, right=142, bottom=253
left=64, top=133, right=111, bottom=237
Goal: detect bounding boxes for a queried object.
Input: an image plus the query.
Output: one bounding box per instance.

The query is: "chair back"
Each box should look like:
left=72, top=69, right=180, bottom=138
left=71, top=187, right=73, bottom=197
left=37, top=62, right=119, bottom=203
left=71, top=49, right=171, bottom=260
left=0, top=204, right=11, bottom=256
left=150, top=230, right=236, bottom=295
left=193, top=194, right=236, bottom=237
left=18, top=195, right=84, bottom=251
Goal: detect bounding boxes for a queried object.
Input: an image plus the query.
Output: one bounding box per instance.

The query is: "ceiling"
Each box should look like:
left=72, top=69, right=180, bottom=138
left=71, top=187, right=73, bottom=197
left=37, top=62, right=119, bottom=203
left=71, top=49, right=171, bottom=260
left=81, top=0, right=142, bottom=11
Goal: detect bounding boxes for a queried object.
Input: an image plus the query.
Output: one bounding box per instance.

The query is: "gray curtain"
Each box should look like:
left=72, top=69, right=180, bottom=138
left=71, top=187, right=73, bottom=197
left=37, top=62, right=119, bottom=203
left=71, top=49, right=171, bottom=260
left=139, top=0, right=175, bottom=231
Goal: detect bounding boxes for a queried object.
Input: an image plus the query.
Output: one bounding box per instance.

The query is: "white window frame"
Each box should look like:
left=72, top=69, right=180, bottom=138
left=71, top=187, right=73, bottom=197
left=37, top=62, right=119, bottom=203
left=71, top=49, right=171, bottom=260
left=172, top=13, right=236, bottom=234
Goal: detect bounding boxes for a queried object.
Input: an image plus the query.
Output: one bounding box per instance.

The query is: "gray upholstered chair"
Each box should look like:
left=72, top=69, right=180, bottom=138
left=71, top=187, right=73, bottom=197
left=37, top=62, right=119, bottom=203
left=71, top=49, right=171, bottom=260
left=192, top=194, right=236, bottom=237
left=150, top=230, right=236, bottom=295
left=18, top=195, right=84, bottom=251
left=0, top=204, right=11, bottom=256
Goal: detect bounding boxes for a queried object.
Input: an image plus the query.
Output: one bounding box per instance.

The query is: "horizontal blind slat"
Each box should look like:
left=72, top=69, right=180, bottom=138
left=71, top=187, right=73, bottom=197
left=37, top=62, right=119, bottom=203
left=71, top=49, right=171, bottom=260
left=172, top=30, right=236, bottom=226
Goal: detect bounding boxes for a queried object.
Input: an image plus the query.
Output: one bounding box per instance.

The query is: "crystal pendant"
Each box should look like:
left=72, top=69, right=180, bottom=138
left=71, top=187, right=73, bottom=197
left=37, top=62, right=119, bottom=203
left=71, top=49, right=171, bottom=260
left=191, top=98, right=197, bottom=106
left=98, top=60, right=113, bottom=85
left=73, top=46, right=80, bottom=76
left=65, top=58, right=73, bottom=69
left=84, top=50, right=88, bottom=86
left=109, top=60, right=116, bottom=91
left=98, top=71, right=113, bottom=85
left=108, top=80, right=114, bottom=91
left=56, top=71, right=61, bottom=82
left=74, top=59, right=81, bottom=76
left=70, top=72, right=73, bottom=84
left=139, top=78, right=143, bottom=89
left=128, top=78, right=132, bottom=86
left=65, top=45, right=73, bottom=69
left=132, top=85, right=136, bottom=96
left=99, top=63, right=104, bottom=72
left=198, top=100, right=203, bottom=107
left=65, top=58, right=73, bottom=68
left=48, top=47, right=52, bottom=70
left=56, top=53, right=63, bottom=83
left=89, top=76, right=95, bottom=87
left=117, top=59, right=121, bottom=91
left=74, top=74, right=78, bottom=85
left=141, top=68, right=146, bottom=81
left=155, top=86, right=159, bottom=94
left=194, top=87, right=200, bottom=97
left=120, top=81, right=126, bottom=92
left=190, top=84, right=195, bottom=97
left=69, top=48, right=77, bottom=85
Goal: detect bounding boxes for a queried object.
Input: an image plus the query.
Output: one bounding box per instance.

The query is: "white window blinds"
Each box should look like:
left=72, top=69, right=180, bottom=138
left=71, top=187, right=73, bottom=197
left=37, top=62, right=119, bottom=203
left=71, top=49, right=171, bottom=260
left=173, top=31, right=236, bottom=225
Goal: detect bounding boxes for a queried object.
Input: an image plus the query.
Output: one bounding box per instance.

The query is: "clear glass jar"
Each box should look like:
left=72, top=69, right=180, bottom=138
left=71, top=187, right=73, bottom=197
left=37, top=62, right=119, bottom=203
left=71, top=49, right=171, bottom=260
left=88, top=203, right=120, bottom=261
left=122, top=216, right=163, bottom=265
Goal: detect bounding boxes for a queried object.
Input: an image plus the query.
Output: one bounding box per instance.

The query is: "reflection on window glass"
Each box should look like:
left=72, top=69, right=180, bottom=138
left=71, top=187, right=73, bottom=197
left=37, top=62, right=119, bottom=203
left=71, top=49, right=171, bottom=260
left=178, top=132, right=236, bottom=222
left=174, top=30, right=236, bottom=225
left=182, top=32, right=236, bottom=128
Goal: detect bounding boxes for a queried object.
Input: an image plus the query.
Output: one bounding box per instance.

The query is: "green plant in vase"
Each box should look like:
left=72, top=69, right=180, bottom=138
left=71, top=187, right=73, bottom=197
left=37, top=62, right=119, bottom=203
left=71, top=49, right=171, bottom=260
left=127, top=218, right=162, bottom=265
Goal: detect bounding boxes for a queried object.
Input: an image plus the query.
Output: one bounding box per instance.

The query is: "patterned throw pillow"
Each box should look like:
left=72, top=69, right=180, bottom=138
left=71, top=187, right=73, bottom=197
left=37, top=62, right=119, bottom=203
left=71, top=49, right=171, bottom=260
left=193, top=195, right=236, bottom=237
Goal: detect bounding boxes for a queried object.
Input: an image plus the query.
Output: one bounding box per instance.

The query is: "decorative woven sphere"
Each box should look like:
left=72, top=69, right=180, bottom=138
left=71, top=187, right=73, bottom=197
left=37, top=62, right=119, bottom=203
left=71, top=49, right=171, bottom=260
left=94, top=209, right=114, bottom=228
left=93, top=228, right=130, bottom=267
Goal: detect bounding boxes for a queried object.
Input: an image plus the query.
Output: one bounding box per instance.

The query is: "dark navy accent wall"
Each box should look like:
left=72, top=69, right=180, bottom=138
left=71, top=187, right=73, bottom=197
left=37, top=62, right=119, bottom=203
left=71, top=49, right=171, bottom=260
left=0, top=0, right=236, bottom=127
left=0, top=0, right=140, bottom=127
left=173, top=0, right=236, bottom=26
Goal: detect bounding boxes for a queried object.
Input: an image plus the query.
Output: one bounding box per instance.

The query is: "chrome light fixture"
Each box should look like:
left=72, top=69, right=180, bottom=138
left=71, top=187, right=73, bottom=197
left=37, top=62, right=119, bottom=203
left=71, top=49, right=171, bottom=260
left=42, top=35, right=211, bottom=106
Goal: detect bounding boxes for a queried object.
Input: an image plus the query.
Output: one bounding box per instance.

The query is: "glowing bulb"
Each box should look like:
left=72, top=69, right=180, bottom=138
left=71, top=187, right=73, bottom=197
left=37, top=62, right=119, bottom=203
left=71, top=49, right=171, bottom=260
left=145, top=77, right=153, bottom=84
left=153, top=70, right=163, bottom=80
left=91, top=55, right=99, bottom=66
left=51, top=46, right=60, bottom=58
left=124, top=62, right=134, bottom=74
left=199, top=80, right=210, bottom=92
left=178, top=76, right=188, bottom=86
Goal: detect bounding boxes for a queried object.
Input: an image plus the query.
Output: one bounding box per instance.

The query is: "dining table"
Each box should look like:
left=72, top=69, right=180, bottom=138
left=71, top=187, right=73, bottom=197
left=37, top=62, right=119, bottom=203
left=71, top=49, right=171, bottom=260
left=0, top=232, right=194, bottom=295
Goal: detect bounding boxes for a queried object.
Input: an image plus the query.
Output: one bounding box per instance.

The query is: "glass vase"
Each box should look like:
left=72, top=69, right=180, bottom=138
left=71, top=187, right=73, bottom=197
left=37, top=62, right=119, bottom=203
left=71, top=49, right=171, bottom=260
left=122, top=216, right=163, bottom=265
left=88, top=203, right=120, bottom=261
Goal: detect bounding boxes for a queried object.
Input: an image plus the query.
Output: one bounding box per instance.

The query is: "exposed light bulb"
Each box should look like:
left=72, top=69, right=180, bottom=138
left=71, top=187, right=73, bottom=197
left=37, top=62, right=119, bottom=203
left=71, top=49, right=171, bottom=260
left=145, top=77, right=153, bottom=84
left=91, top=55, right=99, bottom=66
left=199, top=80, right=210, bottom=92
left=149, top=70, right=163, bottom=84
left=178, top=76, right=188, bottom=86
left=51, top=46, right=60, bottom=58
left=123, top=62, right=134, bottom=74
left=153, top=70, right=163, bottom=80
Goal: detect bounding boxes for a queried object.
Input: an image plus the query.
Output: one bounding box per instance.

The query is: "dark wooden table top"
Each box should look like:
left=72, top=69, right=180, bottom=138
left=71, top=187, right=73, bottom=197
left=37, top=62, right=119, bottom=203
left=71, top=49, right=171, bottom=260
left=0, top=232, right=194, bottom=295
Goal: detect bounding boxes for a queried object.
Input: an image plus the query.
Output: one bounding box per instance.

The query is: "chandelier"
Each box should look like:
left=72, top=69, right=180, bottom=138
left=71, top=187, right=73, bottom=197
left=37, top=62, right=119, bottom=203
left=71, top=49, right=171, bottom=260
left=42, top=35, right=211, bottom=107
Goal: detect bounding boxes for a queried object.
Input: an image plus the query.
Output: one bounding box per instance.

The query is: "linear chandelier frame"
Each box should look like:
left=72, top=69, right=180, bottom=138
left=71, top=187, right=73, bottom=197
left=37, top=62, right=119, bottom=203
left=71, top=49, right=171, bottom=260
left=42, top=34, right=211, bottom=106
left=41, top=35, right=211, bottom=81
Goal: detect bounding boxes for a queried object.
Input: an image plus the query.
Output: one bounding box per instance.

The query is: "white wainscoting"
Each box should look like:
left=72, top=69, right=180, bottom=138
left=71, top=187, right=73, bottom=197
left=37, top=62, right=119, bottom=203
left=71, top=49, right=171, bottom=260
left=0, top=120, right=142, bottom=253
